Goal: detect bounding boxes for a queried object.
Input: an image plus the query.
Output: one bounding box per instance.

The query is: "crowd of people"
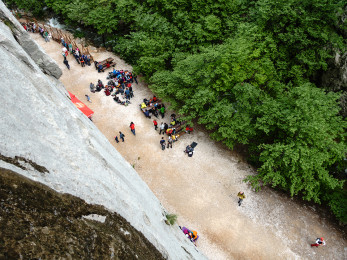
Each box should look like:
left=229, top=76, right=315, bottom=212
left=88, top=69, right=136, bottom=106
left=139, top=97, right=196, bottom=151
left=22, top=22, right=51, bottom=42
left=60, top=38, right=92, bottom=68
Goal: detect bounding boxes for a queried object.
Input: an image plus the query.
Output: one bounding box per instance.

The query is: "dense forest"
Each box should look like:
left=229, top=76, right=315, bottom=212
left=5, top=0, right=347, bottom=223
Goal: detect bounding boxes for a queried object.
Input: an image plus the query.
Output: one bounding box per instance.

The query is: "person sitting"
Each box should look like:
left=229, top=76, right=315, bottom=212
left=185, top=145, right=194, bottom=157
left=143, top=98, right=149, bottom=106
left=170, top=119, right=176, bottom=126
left=105, top=88, right=111, bottom=96
left=144, top=109, right=151, bottom=118
left=106, top=62, right=110, bottom=68
left=166, top=128, right=173, bottom=136
left=118, top=88, right=124, bottom=95
left=185, top=125, right=193, bottom=134
left=97, top=80, right=104, bottom=88
left=311, top=237, right=326, bottom=247
left=98, top=64, right=103, bottom=73
left=86, top=55, right=91, bottom=66
left=189, top=230, right=199, bottom=245
left=172, top=134, right=177, bottom=142
left=153, top=95, right=157, bottom=102
left=113, top=95, right=119, bottom=102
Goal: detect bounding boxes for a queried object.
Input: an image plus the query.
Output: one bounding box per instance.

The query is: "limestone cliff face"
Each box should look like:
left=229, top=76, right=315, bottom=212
left=0, top=2, right=205, bottom=259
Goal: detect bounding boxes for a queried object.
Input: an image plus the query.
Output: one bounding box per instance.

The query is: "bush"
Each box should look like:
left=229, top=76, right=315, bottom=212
left=324, top=188, right=347, bottom=224
left=165, top=214, right=177, bottom=225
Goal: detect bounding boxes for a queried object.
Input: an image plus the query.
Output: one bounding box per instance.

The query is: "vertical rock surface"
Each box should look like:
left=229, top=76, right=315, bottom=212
left=0, top=2, right=205, bottom=259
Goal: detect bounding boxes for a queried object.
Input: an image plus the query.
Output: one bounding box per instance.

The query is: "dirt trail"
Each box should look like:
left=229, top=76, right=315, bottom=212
left=32, top=33, right=346, bottom=260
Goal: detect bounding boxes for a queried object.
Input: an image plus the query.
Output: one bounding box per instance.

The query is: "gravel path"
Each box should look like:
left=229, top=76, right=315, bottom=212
left=32, top=32, right=346, bottom=260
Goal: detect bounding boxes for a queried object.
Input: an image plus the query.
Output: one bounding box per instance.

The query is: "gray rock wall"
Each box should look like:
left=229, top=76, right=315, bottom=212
left=0, top=2, right=205, bottom=259
left=0, top=2, right=62, bottom=78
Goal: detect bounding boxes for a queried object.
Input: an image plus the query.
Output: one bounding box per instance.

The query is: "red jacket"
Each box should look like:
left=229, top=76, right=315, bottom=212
left=130, top=123, right=135, bottom=130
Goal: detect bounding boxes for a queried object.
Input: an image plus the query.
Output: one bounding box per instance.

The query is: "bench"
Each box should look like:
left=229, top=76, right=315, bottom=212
left=96, top=58, right=116, bottom=72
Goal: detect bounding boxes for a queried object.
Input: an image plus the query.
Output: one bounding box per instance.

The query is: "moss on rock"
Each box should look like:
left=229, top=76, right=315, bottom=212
left=0, top=167, right=164, bottom=260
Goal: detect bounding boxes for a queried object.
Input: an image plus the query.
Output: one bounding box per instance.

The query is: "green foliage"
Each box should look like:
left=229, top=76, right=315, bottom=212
left=324, top=188, right=347, bottom=224
left=165, top=214, right=177, bottom=225
left=246, top=85, right=346, bottom=202
left=4, top=0, right=46, bottom=17
left=251, top=0, right=345, bottom=81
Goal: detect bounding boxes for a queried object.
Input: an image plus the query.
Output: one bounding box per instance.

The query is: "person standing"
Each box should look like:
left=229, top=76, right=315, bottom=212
left=167, top=136, right=173, bottom=149
left=159, top=122, right=165, bottom=135
left=129, top=85, right=134, bottom=98
left=114, top=135, right=119, bottom=143
left=80, top=56, right=85, bottom=67
left=130, top=122, right=136, bottom=135
left=159, top=105, right=165, bottom=118
left=63, top=58, right=70, bottom=70
left=311, top=237, right=326, bottom=247
left=119, top=131, right=125, bottom=142
left=237, top=192, right=245, bottom=206
left=164, top=123, right=169, bottom=135
left=153, top=119, right=158, bottom=130
left=125, top=88, right=130, bottom=100
left=44, top=31, right=49, bottom=42
left=160, top=137, right=166, bottom=150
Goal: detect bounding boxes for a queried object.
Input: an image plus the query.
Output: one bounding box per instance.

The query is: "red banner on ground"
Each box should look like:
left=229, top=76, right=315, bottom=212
left=68, top=91, right=94, bottom=118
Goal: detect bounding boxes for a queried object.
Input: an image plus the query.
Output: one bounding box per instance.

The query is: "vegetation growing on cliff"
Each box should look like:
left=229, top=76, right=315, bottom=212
left=5, top=0, right=347, bottom=222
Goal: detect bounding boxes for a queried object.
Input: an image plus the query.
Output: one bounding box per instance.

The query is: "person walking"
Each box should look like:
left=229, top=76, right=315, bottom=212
left=85, top=95, right=91, bottom=102
left=130, top=122, right=136, bottom=135
left=159, top=122, right=165, bottom=135
left=237, top=192, right=245, bottom=206
left=167, top=136, right=173, bottom=149
left=114, top=135, right=119, bottom=143
left=63, top=58, right=70, bottom=70
left=311, top=237, right=326, bottom=247
left=153, top=119, right=158, bottom=130
left=160, top=137, right=166, bottom=150
left=119, top=131, right=125, bottom=142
